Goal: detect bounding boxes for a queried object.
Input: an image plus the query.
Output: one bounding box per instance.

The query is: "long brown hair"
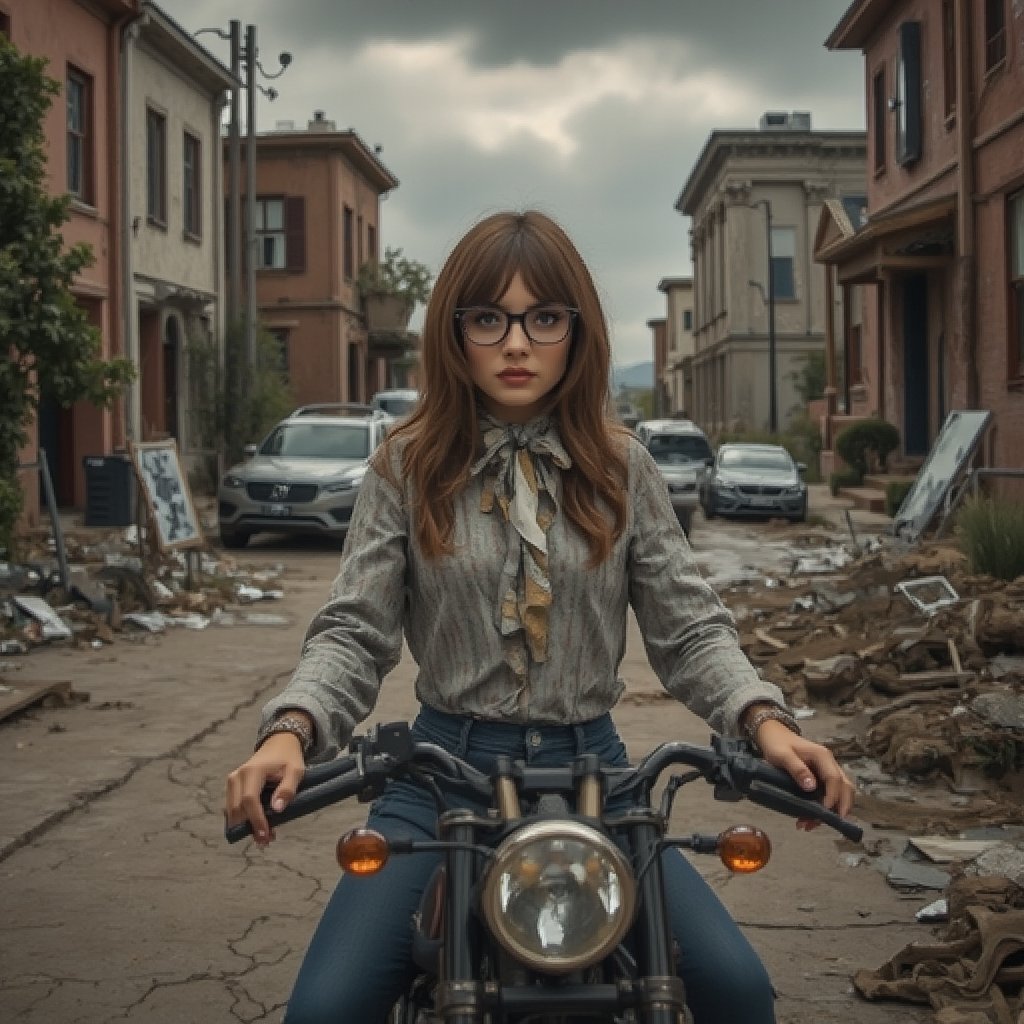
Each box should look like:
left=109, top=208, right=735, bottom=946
left=379, top=210, right=629, bottom=563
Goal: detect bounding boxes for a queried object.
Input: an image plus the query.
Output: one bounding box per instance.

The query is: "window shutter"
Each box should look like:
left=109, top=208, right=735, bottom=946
left=285, top=196, right=306, bottom=273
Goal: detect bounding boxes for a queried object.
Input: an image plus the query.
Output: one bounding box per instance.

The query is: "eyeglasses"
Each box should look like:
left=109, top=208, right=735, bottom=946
left=454, top=304, right=579, bottom=347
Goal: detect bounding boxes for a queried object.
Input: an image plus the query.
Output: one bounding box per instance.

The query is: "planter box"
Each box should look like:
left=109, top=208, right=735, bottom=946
left=364, top=294, right=413, bottom=332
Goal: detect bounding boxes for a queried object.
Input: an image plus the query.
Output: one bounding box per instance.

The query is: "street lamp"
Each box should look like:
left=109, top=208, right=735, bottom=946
left=748, top=199, right=778, bottom=434
left=195, top=22, right=292, bottom=370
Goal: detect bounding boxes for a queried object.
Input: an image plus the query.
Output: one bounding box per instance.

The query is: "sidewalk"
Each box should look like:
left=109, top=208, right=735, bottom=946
left=807, top=482, right=894, bottom=537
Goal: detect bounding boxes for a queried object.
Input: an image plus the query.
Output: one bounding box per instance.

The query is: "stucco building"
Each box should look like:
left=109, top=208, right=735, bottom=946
left=675, top=113, right=867, bottom=435
left=246, top=114, right=406, bottom=408
left=655, top=277, right=694, bottom=417
left=5, top=0, right=140, bottom=512
left=125, top=3, right=235, bottom=454
left=815, top=0, right=1024, bottom=484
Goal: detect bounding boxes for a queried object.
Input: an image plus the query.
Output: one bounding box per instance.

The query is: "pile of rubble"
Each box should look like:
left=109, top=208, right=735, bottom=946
left=719, top=525, right=1024, bottom=1024
left=1, top=524, right=289, bottom=663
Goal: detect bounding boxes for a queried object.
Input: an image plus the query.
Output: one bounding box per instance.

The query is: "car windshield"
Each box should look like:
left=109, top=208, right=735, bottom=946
left=377, top=396, right=417, bottom=415
left=260, top=423, right=370, bottom=459
left=647, top=435, right=712, bottom=465
left=720, top=449, right=793, bottom=471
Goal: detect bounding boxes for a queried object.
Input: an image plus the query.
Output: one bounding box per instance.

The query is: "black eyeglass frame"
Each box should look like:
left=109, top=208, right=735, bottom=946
left=453, top=304, right=580, bottom=347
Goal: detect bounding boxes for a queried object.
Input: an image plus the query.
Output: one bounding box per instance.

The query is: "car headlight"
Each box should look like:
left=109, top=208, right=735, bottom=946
left=324, top=469, right=367, bottom=494
left=221, top=474, right=245, bottom=489
left=480, top=821, right=636, bottom=974
left=714, top=478, right=736, bottom=490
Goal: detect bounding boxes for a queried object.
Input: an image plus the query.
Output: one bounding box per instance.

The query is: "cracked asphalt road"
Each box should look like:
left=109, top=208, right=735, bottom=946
left=0, top=519, right=929, bottom=1023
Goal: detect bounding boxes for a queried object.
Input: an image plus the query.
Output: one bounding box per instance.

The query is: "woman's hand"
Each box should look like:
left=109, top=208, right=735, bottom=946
left=225, top=733, right=306, bottom=847
left=754, top=719, right=856, bottom=831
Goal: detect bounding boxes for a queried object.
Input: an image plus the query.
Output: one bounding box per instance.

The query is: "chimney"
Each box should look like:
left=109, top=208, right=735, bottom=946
left=308, top=110, right=337, bottom=131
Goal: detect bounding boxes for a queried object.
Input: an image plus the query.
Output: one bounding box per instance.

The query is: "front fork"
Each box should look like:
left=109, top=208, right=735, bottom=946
left=629, top=815, right=687, bottom=1024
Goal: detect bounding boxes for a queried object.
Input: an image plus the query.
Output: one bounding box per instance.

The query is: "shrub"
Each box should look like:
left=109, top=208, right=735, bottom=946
left=955, top=495, right=1024, bottom=582
left=835, top=419, right=900, bottom=476
left=829, top=468, right=862, bottom=496
left=885, top=480, right=914, bottom=518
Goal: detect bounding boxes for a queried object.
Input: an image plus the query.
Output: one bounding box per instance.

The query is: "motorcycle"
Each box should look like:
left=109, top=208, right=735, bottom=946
left=227, top=721, right=862, bottom=1023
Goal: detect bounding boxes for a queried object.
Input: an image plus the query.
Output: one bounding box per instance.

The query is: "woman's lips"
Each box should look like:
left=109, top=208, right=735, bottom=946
left=497, top=370, right=535, bottom=383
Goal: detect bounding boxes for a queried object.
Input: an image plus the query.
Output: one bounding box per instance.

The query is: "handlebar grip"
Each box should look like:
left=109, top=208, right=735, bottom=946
left=746, top=780, right=863, bottom=843
left=224, top=767, right=368, bottom=844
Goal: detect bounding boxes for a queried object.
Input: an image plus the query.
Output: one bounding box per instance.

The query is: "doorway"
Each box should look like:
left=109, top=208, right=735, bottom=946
left=902, top=275, right=929, bottom=456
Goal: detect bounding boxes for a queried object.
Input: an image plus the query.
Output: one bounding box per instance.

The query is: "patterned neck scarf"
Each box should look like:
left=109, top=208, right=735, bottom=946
left=470, top=412, right=572, bottom=696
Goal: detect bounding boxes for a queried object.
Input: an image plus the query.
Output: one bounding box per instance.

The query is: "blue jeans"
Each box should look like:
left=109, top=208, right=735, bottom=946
left=283, top=706, right=775, bottom=1023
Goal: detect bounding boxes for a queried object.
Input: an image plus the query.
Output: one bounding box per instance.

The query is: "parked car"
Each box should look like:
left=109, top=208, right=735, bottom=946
left=634, top=419, right=713, bottom=535
left=699, top=443, right=808, bottom=522
left=370, top=388, right=420, bottom=419
left=217, top=404, right=392, bottom=548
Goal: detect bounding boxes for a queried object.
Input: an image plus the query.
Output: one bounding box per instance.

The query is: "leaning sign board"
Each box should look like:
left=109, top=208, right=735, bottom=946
left=129, top=439, right=203, bottom=551
left=892, top=410, right=992, bottom=545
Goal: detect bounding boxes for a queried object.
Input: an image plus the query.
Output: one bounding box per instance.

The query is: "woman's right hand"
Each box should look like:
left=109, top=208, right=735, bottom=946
left=225, top=733, right=306, bottom=847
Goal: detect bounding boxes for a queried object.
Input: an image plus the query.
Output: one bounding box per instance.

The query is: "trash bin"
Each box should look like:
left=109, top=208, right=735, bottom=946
left=83, top=455, right=136, bottom=528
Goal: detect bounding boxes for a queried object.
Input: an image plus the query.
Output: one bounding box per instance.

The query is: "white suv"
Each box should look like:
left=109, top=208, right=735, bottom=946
left=634, top=419, right=712, bottom=536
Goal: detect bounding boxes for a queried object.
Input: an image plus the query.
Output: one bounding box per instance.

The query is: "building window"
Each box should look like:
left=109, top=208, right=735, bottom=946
left=872, top=68, right=886, bottom=173
left=1010, top=189, right=1024, bottom=377
left=942, top=0, right=956, bottom=118
left=254, top=196, right=306, bottom=272
left=771, top=226, right=796, bottom=300
left=848, top=323, right=863, bottom=386
left=343, top=205, right=354, bottom=279
left=896, top=21, right=922, bottom=166
left=66, top=67, right=93, bottom=202
left=367, top=223, right=377, bottom=263
left=0, top=11, right=11, bottom=38
left=183, top=132, right=201, bottom=238
left=683, top=309, right=693, bottom=331
left=256, top=198, right=286, bottom=269
left=146, top=108, right=167, bottom=224
left=985, top=0, right=1006, bottom=71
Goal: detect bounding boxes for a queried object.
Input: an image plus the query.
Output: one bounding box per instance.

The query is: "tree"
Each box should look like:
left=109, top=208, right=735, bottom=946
left=790, top=351, right=826, bottom=407
left=0, top=38, right=133, bottom=552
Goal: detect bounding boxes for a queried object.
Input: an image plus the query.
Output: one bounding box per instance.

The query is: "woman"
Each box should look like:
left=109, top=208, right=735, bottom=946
left=225, top=210, right=855, bottom=1024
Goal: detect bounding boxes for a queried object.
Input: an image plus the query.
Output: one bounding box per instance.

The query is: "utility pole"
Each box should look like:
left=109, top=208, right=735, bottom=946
left=244, top=23, right=258, bottom=372
left=749, top=199, right=778, bottom=434
left=227, top=20, right=241, bottom=330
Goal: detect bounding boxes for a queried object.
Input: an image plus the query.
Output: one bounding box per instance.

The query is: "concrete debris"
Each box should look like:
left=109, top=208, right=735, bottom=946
left=915, top=897, right=949, bottom=922
left=1, top=519, right=288, bottom=657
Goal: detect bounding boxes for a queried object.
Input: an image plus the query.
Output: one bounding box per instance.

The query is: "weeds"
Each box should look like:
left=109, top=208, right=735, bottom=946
left=956, top=495, right=1024, bottom=581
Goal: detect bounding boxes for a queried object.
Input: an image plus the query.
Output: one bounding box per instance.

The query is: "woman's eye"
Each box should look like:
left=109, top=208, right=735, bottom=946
left=532, top=309, right=561, bottom=327
left=475, top=310, right=502, bottom=327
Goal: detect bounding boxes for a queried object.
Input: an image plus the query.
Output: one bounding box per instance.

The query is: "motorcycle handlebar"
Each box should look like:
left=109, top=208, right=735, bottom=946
left=224, top=727, right=862, bottom=844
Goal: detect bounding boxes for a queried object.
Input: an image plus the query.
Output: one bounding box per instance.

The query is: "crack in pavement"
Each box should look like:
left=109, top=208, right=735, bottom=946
left=0, top=671, right=290, bottom=865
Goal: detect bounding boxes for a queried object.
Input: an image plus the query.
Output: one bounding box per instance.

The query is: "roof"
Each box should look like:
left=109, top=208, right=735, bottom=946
left=139, top=3, right=239, bottom=94
left=254, top=129, right=399, bottom=194
left=825, top=0, right=895, bottom=51
left=657, top=276, right=693, bottom=292
left=675, top=128, right=867, bottom=216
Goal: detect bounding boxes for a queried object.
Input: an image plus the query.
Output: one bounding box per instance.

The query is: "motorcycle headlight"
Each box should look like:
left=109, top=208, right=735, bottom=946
left=480, top=821, right=636, bottom=974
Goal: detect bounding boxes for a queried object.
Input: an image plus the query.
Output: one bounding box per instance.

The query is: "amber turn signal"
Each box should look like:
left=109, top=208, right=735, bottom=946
left=718, top=825, right=771, bottom=873
left=336, top=828, right=390, bottom=874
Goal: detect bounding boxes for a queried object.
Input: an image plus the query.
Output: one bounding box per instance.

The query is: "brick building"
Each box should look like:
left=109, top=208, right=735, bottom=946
left=815, top=0, right=1023, bottom=484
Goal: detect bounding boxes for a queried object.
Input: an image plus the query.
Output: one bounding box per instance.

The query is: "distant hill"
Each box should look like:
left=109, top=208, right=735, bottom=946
left=612, top=361, right=653, bottom=390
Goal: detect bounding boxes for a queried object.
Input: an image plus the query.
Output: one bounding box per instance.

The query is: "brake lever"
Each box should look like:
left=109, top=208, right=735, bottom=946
left=747, top=780, right=863, bottom=843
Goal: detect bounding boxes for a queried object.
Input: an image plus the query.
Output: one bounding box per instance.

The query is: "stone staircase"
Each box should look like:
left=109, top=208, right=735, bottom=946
left=838, top=460, right=922, bottom=515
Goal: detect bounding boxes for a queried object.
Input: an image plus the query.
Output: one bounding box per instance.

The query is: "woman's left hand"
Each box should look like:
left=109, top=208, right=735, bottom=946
left=754, top=719, right=856, bottom=831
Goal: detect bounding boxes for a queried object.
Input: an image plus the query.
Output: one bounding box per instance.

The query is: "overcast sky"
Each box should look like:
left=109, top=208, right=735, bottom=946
left=164, top=0, right=865, bottom=370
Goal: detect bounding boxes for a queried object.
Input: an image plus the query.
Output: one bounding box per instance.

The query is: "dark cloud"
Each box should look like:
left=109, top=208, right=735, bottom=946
left=164, top=0, right=865, bottom=365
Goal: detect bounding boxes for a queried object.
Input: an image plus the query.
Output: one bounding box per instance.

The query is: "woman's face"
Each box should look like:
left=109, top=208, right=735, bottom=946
left=462, top=272, right=572, bottom=424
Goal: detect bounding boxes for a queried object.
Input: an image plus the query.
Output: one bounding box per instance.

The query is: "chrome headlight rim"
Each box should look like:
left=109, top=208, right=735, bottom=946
left=480, top=819, right=636, bottom=974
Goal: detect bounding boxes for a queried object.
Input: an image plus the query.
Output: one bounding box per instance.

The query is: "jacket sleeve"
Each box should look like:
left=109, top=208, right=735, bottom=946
left=626, top=442, right=787, bottom=735
left=260, top=459, right=407, bottom=761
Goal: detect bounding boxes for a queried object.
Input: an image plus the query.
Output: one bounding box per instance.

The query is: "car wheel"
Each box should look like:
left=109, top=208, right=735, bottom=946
left=220, top=527, right=251, bottom=549
left=791, top=497, right=808, bottom=523
left=679, top=511, right=693, bottom=537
